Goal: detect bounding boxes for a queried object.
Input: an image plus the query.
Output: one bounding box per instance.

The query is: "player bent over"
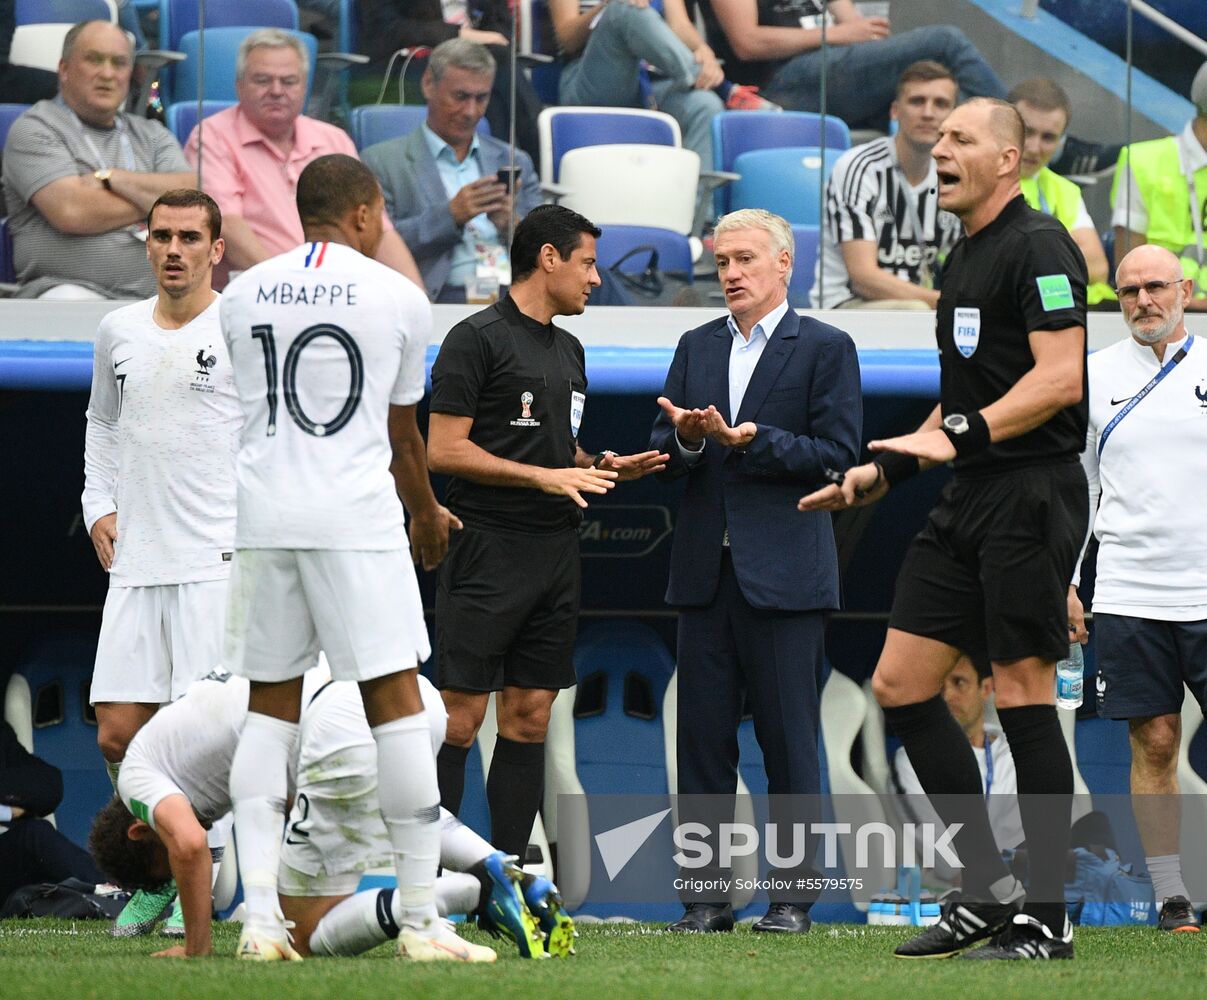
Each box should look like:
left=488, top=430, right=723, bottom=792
left=90, top=665, right=574, bottom=958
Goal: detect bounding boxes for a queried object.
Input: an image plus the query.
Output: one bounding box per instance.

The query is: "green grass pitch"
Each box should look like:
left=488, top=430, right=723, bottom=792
left=1, top=920, right=1203, bottom=1000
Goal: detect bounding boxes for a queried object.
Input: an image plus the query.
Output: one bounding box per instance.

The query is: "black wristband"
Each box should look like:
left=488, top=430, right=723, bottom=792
left=875, top=451, right=920, bottom=488
left=941, top=411, right=991, bottom=458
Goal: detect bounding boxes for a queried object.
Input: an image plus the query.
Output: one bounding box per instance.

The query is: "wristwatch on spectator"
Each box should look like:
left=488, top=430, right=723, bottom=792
left=94, top=169, right=113, bottom=191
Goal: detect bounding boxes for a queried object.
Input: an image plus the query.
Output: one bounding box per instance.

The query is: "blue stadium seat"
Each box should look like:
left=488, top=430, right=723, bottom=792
left=173, top=27, right=317, bottom=104
left=572, top=621, right=674, bottom=796
left=595, top=225, right=693, bottom=280
left=13, top=629, right=107, bottom=847
left=788, top=224, right=820, bottom=308
left=0, top=102, right=30, bottom=149
left=159, top=0, right=298, bottom=51
left=164, top=99, right=234, bottom=145
left=711, top=111, right=850, bottom=216
left=0, top=218, right=15, bottom=284
left=728, top=146, right=843, bottom=226
left=14, top=0, right=109, bottom=24
left=538, top=106, right=679, bottom=186
left=349, top=103, right=487, bottom=151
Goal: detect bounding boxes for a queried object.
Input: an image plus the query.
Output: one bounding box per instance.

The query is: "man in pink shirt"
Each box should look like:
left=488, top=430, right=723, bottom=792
left=185, top=28, right=421, bottom=289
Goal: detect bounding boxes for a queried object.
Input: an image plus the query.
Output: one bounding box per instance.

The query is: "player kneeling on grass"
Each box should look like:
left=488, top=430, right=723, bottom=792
left=89, top=663, right=573, bottom=959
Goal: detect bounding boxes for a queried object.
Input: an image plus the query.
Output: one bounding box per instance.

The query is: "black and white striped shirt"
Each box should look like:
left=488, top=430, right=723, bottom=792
left=810, top=136, right=962, bottom=309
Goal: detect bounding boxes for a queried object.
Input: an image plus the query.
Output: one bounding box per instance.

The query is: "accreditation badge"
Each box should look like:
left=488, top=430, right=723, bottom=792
left=570, top=390, right=585, bottom=438
left=953, top=306, right=981, bottom=359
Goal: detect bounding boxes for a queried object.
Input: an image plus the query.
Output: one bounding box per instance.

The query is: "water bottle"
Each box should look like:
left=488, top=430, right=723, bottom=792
left=1056, top=642, right=1084, bottom=710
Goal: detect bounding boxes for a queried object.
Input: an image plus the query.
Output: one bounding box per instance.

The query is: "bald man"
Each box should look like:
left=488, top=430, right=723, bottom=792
left=801, top=98, right=1089, bottom=960
left=1068, top=244, right=1204, bottom=934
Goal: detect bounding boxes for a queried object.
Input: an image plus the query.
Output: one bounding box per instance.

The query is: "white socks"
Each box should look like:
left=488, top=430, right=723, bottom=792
left=230, top=712, right=299, bottom=926
left=435, top=873, right=484, bottom=917
left=439, top=808, right=494, bottom=871
left=310, top=889, right=394, bottom=956
left=1146, top=853, right=1190, bottom=903
left=371, top=712, right=441, bottom=930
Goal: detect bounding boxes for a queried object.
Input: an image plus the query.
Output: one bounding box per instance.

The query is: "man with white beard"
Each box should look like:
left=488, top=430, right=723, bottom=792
left=1067, top=244, right=1206, bottom=934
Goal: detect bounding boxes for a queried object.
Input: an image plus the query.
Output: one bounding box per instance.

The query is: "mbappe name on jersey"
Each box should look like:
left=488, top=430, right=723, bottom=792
left=255, top=282, right=359, bottom=307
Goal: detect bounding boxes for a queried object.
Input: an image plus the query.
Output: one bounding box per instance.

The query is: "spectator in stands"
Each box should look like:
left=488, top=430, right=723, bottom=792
left=362, top=39, right=539, bottom=304
left=185, top=29, right=421, bottom=289
left=892, top=656, right=1023, bottom=884
left=1, top=719, right=106, bottom=905
left=1112, top=60, right=1207, bottom=310
left=357, top=0, right=542, bottom=167
left=550, top=0, right=777, bottom=168
left=1, top=21, right=195, bottom=298
left=700, top=1, right=1005, bottom=130
left=0, top=0, right=57, bottom=104
left=811, top=60, right=961, bottom=310
left=1009, top=78, right=1112, bottom=305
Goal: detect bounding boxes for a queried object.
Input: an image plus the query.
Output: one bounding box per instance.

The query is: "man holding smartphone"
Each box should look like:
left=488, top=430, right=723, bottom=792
left=362, top=38, right=541, bottom=304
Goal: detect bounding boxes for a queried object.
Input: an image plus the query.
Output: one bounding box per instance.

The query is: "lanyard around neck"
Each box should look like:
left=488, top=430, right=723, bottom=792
left=60, top=99, right=136, bottom=172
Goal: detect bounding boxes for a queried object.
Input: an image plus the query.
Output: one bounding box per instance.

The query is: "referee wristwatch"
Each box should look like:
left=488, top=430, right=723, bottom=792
left=94, top=168, right=113, bottom=191
left=592, top=450, right=616, bottom=468
left=940, top=411, right=991, bottom=457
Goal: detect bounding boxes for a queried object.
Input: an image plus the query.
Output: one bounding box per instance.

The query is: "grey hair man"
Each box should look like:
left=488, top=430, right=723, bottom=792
left=183, top=28, right=421, bottom=287
left=361, top=37, right=541, bottom=303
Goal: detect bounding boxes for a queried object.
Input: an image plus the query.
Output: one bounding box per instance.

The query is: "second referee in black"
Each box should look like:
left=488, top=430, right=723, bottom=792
left=801, top=98, right=1088, bottom=961
left=426, top=204, right=668, bottom=862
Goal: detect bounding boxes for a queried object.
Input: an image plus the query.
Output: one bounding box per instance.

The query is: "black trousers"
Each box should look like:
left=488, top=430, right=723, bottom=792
left=0, top=818, right=103, bottom=905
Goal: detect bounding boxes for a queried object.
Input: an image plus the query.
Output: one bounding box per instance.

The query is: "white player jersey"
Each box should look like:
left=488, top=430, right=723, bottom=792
left=119, top=667, right=249, bottom=829
left=220, top=242, right=431, bottom=549
left=1077, top=332, right=1207, bottom=618
left=82, top=296, right=240, bottom=587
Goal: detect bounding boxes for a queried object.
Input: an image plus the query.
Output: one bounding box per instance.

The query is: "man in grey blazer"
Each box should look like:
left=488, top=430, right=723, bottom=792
left=361, top=39, right=541, bottom=304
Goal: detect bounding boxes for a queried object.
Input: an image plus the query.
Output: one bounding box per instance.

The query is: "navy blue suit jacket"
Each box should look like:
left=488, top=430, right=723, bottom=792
left=650, top=307, right=862, bottom=612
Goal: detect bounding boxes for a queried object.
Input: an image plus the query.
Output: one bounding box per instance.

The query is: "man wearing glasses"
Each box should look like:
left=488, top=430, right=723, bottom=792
left=1067, top=244, right=1205, bottom=935
left=184, top=29, right=421, bottom=290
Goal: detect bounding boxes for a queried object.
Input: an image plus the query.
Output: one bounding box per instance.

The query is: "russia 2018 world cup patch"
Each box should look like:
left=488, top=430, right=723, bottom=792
left=1036, top=273, right=1074, bottom=311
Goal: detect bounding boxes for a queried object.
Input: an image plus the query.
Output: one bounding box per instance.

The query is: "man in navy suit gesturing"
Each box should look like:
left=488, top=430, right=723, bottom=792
left=650, top=209, right=862, bottom=935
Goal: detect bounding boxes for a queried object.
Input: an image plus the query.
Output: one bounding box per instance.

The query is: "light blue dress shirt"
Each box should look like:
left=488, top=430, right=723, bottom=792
left=422, top=124, right=500, bottom=289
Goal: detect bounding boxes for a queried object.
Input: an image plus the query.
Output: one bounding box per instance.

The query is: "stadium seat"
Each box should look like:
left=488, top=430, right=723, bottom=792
left=349, top=103, right=487, bottom=151
left=595, top=224, right=693, bottom=279
left=788, top=224, right=820, bottom=308
left=537, top=106, right=680, bottom=187
left=558, top=144, right=699, bottom=236
left=158, top=0, right=298, bottom=51
left=7, top=0, right=116, bottom=75
left=12, top=629, right=106, bottom=846
left=728, top=146, right=843, bottom=226
left=0, top=102, right=30, bottom=149
left=164, top=99, right=234, bottom=145
left=0, top=219, right=15, bottom=284
left=173, top=27, right=316, bottom=104
left=711, top=110, right=851, bottom=216
left=820, top=669, right=894, bottom=912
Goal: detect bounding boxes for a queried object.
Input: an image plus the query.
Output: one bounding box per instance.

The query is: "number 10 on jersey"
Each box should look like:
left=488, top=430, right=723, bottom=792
left=251, top=323, right=364, bottom=438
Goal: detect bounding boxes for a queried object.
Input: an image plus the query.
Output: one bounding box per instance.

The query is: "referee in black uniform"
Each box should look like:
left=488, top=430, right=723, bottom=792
left=426, top=204, right=668, bottom=861
left=801, top=98, right=1088, bottom=961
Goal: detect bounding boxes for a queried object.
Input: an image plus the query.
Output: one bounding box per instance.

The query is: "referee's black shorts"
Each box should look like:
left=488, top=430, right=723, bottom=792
left=435, top=523, right=580, bottom=693
left=888, top=460, right=1088, bottom=666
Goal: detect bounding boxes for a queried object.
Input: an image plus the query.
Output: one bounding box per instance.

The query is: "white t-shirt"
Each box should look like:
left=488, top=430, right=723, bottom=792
left=219, top=242, right=431, bottom=549
left=119, top=668, right=249, bottom=828
left=811, top=136, right=962, bottom=309
left=82, top=296, right=240, bottom=587
left=893, top=724, right=1023, bottom=880
left=1076, top=332, right=1207, bottom=618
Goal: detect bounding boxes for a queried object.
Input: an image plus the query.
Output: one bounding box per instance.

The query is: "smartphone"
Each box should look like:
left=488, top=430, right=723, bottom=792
left=496, top=167, right=521, bottom=193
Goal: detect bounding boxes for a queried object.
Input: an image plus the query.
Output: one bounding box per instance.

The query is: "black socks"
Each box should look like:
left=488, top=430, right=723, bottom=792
left=486, top=736, right=546, bottom=862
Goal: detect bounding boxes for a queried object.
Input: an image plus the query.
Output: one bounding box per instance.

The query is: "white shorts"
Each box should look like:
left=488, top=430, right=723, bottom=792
left=224, top=549, right=431, bottom=683
left=91, top=580, right=228, bottom=704
left=278, top=675, right=446, bottom=897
